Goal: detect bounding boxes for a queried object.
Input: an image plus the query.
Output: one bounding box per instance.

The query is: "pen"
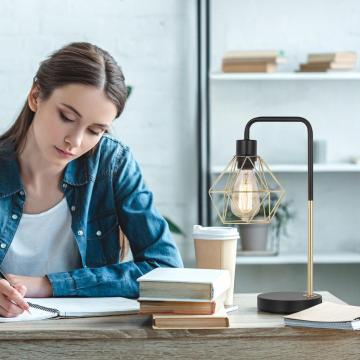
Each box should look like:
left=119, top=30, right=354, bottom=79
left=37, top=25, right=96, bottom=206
left=0, top=268, right=31, bottom=315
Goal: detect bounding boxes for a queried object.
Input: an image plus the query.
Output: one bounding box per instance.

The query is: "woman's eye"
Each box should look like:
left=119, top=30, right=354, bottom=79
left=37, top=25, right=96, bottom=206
left=89, top=129, right=101, bottom=136
left=60, top=112, right=73, bottom=122
left=59, top=111, right=102, bottom=136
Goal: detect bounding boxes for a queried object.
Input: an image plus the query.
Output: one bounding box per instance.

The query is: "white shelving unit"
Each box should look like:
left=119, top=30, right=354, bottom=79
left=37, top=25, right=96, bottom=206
left=210, top=72, right=360, bottom=81
left=212, top=163, right=360, bottom=174
left=207, top=1, right=360, bottom=305
left=236, top=252, right=360, bottom=265
left=209, top=72, right=360, bottom=265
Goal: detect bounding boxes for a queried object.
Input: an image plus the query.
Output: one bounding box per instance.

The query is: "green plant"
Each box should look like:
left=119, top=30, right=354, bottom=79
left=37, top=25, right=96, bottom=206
left=266, top=195, right=295, bottom=240
left=164, top=216, right=185, bottom=236
left=212, top=193, right=294, bottom=241
left=126, top=85, right=132, bottom=98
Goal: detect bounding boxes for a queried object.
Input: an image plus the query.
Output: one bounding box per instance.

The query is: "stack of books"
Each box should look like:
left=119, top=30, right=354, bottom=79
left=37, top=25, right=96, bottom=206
left=137, top=267, right=231, bottom=329
left=221, top=50, right=286, bottom=73
left=298, top=51, right=357, bottom=72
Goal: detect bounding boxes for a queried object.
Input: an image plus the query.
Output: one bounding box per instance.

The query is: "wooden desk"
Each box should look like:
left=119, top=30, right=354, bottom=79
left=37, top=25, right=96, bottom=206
left=0, top=292, right=359, bottom=360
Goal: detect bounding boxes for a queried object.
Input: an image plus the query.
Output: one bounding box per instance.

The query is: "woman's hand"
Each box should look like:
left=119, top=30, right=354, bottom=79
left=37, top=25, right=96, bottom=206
left=6, top=274, right=53, bottom=298
left=0, top=279, right=29, bottom=317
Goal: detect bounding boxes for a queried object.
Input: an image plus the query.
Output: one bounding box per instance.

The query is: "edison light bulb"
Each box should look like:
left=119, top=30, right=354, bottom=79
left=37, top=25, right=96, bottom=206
left=230, top=170, right=261, bottom=221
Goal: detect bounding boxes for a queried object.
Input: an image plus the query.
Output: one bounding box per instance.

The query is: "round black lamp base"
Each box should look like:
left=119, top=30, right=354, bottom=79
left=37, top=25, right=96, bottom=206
left=257, top=292, right=322, bottom=314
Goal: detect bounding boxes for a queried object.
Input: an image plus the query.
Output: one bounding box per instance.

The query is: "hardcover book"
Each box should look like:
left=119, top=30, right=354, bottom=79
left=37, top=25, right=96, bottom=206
left=137, top=267, right=230, bottom=302
left=139, top=295, right=225, bottom=315
left=152, top=306, right=229, bottom=329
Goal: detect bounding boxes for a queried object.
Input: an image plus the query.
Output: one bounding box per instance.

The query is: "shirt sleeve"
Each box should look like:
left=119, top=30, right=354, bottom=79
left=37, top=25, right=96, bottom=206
left=47, top=146, right=183, bottom=297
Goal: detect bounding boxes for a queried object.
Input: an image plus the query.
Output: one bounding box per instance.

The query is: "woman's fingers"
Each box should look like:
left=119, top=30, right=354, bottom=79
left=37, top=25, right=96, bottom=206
left=13, top=284, right=27, bottom=297
left=0, top=293, right=25, bottom=317
left=0, top=279, right=29, bottom=311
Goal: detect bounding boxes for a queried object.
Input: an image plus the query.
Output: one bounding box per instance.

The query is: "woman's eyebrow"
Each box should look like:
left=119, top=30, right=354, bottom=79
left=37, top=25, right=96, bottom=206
left=61, top=103, right=82, bottom=118
left=94, top=123, right=109, bottom=129
left=61, top=103, right=109, bottom=128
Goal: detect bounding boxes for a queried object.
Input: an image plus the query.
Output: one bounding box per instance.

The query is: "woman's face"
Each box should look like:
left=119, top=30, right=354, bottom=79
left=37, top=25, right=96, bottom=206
left=28, top=83, right=117, bottom=166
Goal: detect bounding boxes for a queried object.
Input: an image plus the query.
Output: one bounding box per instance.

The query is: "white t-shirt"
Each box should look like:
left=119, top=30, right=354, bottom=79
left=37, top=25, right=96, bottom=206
left=1, top=197, right=82, bottom=276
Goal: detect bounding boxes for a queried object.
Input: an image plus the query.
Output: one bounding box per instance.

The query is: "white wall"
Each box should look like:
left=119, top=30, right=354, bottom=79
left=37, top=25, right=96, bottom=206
left=210, top=0, right=360, bottom=304
left=0, top=0, right=198, bottom=261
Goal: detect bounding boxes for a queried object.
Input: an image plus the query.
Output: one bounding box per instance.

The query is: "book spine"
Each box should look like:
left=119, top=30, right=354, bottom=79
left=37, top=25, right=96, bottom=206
left=223, top=50, right=282, bottom=59
left=222, top=57, right=278, bottom=64
left=222, top=63, right=276, bottom=73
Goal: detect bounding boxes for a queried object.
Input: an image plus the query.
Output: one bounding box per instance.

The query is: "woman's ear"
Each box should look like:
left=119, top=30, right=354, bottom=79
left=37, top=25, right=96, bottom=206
left=28, top=85, right=40, bottom=112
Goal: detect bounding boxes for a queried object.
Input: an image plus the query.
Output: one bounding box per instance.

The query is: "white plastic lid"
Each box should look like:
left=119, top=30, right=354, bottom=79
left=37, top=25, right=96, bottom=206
left=192, top=225, right=239, bottom=240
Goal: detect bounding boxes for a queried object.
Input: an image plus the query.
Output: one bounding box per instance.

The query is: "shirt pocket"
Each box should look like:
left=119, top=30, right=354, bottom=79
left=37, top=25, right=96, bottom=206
left=86, top=212, right=119, bottom=266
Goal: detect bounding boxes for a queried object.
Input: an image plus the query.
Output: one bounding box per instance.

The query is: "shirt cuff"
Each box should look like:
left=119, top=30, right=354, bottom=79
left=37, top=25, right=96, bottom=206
left=46, top=271, right=77, bottom=297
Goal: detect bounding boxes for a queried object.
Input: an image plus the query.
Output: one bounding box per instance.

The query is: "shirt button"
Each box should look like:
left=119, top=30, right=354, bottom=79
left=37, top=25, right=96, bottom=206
left=78, top=230, right=84, bottom=236
left=71, top=206, right=76, bottom=212
left=19, top=190, right=25, bottom=196
left=96, top=230, right=102, bottom=236
left=62, top=183, right=67, bottom=189
left=0, top=243, right=6, bottom=249
left=11, top=214, right=18, bottom=220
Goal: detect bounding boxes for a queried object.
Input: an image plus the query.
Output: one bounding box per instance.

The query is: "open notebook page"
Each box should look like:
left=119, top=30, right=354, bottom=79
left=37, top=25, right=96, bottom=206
left=0, top=297, right=139, bottom=322
left=0, top=307, right=56, bottom=322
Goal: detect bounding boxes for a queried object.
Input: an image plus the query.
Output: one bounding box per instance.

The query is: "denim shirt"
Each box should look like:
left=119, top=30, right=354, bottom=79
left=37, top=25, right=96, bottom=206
left=0, top=135, right=183, bottom=297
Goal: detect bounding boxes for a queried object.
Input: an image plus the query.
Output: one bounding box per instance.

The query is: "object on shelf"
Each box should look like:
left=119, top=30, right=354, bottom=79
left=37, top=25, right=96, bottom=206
left=308, top=51, right=357, bottom=63
left=298, top=51, right=357, bottom=72
left=237, top=194, right=294, bottom=256
left=221, top=49, right=286, bottom=73
left=313, top=139, right=327, bottom=164
left=239, top=223, right=269, bottom=251
left=350, top=156, right=360, bottom=165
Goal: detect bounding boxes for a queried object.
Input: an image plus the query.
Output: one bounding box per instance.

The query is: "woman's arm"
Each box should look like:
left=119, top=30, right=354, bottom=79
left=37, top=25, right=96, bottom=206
left=46, top=147, right=183, bottom=297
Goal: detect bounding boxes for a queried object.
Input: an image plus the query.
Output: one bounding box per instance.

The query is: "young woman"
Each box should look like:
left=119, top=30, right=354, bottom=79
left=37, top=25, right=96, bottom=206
left=0, top=42, right=183, bottom=317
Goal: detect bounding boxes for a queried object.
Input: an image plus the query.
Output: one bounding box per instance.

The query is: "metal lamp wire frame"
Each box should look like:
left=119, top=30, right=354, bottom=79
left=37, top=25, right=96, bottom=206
left=209, top=155, right=285, bottom=225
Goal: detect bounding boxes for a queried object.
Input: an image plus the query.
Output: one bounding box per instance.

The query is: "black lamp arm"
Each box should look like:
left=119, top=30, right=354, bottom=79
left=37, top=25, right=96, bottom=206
left=243, top=116, right=313, bottom=201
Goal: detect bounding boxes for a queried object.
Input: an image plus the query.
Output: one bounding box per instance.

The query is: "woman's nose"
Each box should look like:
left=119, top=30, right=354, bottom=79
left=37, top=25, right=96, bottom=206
left=65, top=131, right=83, bottom=148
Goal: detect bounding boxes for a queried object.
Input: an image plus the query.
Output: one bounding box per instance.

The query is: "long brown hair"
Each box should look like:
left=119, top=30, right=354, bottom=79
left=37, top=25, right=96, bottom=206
left=0, top=42, right=127, bottom=155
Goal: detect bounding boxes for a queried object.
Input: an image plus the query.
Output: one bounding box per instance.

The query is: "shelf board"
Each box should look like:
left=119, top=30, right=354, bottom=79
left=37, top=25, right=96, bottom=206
left=210, top=72, right=360, bottom=81
left=236, top=252, right=360, bottom=265
left=212, top=163, right=360, bottom=174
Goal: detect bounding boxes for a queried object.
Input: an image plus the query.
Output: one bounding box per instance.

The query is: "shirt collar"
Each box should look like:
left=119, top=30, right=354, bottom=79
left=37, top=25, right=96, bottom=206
left=62, top=154, right=91, bottom=186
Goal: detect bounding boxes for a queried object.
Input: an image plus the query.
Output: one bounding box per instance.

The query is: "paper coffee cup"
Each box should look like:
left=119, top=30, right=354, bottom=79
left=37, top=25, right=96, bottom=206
left=192, top=225, right=239, bottom=306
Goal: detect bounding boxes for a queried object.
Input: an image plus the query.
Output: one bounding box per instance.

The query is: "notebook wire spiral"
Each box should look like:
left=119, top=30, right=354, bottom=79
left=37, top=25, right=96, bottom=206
left=27, top=302, right=60, bottom=316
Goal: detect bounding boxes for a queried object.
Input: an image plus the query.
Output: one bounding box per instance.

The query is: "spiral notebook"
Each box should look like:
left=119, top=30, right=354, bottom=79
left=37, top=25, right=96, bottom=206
left=284, top=301, right=360, bottom=330
left=0, top=297, right=140, bottom=322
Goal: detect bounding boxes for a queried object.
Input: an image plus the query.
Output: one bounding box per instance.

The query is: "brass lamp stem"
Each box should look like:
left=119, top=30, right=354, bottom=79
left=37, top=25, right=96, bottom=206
left=307, top=200, right=313, bottom=297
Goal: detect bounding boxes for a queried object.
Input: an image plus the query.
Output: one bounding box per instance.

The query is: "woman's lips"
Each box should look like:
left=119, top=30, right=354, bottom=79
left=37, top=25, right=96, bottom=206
left=55, top=146, right=74, bottom=158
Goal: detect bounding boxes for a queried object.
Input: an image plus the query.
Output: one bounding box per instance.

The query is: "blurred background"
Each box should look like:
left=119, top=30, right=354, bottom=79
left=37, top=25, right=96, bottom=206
left=1, top=0, right=360, bottom=304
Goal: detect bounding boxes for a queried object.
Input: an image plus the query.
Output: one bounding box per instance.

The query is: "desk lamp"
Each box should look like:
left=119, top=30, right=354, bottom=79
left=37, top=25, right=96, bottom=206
left=209, top=116, right=322, bottom=314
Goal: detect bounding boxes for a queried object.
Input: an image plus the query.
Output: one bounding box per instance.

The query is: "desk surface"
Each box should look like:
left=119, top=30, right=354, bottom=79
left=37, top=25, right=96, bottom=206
left=0, top=292, right=359, bottom=360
